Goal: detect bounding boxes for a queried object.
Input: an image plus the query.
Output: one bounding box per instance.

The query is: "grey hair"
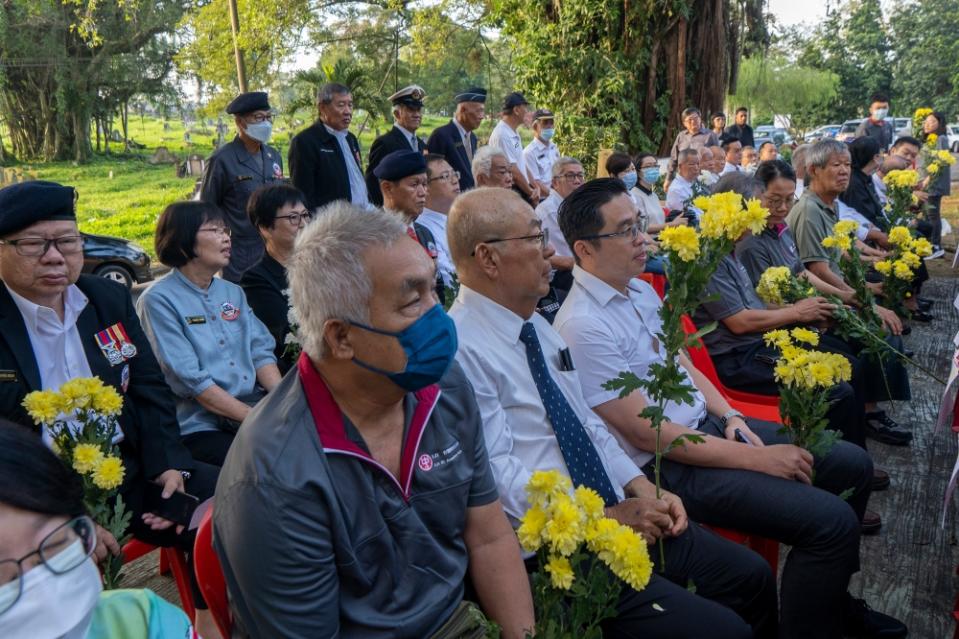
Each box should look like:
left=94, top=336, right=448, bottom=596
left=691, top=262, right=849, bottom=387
left=678, top=148, right=700, bottom=163
left=791, top=144, right=810, bottom=175
left=472, top=145, right=507, bottom=180
left=288, top=202, right=406, bottom=358
left=551, top=156, right=582, bottom=178
left=317, top=83, right=351, bottom=105
left=806, top=139, right=849, bottom=172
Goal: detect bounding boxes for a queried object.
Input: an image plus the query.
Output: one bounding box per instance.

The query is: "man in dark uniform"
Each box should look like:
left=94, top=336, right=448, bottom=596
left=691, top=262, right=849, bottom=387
left=365, top=85, right=429, bottom=207
left=375, top=150, right=447, bottom=304
left=288, top=82, right=369, bottom=213
left=0, top=181, right=220, bottom=635
left=427, top=87, right=486, bottom=191
left=199, top=91, right=284, bottom=283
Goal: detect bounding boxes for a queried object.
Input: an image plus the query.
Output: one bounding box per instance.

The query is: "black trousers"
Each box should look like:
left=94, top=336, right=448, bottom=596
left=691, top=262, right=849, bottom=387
left=122, top=458, right=220, bottom=609
left=819, top=332, right=911, bottom=404
left=183, top=429, right=237, bottom=468
left=926, top=194, right=943, bottom=246
left=653, top=417, right=871, bottom=639
left=713, top=340, right=867, bottom=448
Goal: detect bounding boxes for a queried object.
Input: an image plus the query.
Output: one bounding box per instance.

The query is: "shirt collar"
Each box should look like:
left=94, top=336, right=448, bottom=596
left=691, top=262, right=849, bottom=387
left=801, top=190, right=837, bottom=219
left=419, top=208, right=447, bottom=225
left=172, top=268, right=220, bottom=294
left=323, top=123, right=348, bottom=139
left=456, top=285, right=530, bottom=344
left=570, top=265, right=628, bottom=308
left=636, top=183, right=652, bottom=195
left=395, top=123, right=417, bottom=141
left=546, top=188, right=564, bottom=205
left=453, top=119, right=469, bottom=138
left=5, top=282, right=88, bottom=333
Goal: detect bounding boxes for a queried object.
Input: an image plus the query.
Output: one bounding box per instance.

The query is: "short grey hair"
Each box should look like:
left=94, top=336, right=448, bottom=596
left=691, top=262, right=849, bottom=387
left=711, top=172, right=764, bottom=198
left=472, top=145, right=508, bottom=181
left=806, top=139, right=849, bottom=173
left=317, top=83, right=351, bottom=105
left=791, top=144, right=810, bottom=175
left=678, top=148, right=700, bottom=163
left=551, top=157, right=582, bottom=178
left=288, top=202, right=406, bottom=358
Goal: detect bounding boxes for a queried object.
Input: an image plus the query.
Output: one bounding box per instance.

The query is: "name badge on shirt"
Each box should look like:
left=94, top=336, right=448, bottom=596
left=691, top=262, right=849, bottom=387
left=186, top=315, right=207, bottom=325
left=236, top=175, right=253, bottom=182
left=0, top=370, right=18, bottom=382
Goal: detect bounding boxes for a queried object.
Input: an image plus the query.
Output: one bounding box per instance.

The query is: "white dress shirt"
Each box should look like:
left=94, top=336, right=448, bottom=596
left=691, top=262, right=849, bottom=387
left=324, top=124, right=370, bottom=207
left=534, top=189, right=572, bottom=257
left=836, top=199, right=874, bottom=242
left=394, top=123, right=421, bottom=151
left=523, top=137, right=559, bottom=186
left=665, top=175, right=702, bottom=216
left=554, top=267, right=706, bottom=468
left=450, top=285, right=644, bottom=521
left=488, top=119, right=530, bottom=181
left=721, top=162, right=741, bottom=176
left=417, top=208, right=455, bottom=286
left=794, top=180, right=805, bottom=199
left=872, top=173, right=888, bottom=206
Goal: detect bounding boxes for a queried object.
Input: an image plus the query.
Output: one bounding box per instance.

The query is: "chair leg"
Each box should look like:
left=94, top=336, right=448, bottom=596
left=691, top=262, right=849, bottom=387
left=158, top=550, right=170, bottom=575
left=163, top=548, right=196, bottom=621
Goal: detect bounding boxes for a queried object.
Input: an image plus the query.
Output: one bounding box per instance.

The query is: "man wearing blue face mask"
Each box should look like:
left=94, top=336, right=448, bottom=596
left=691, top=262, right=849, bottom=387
left=199, top=91, right=285, bottom=282
left=854, top=92, right=894, bottom=152
left=213, top=203, right=535, bottom=639
left=523, top=109, right=560, bottom=198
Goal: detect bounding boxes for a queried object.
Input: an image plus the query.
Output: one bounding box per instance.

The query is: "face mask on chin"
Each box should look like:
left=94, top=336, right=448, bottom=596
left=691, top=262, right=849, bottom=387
left=350, top=304, right=458, bottom=392
left=0, top=540, right=102, bottom=639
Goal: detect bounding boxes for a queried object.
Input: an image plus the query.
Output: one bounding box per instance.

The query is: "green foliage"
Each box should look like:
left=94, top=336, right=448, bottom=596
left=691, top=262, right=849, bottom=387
left=729, top=57, right=839, bottom=137
left=889, top=0, right=959, bottom=118
left=529, top=556, right=620, bottom=638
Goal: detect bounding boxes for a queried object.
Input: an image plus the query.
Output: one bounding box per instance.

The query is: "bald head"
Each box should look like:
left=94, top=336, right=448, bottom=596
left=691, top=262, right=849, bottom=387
left=448, top=187, right=530, bottom=271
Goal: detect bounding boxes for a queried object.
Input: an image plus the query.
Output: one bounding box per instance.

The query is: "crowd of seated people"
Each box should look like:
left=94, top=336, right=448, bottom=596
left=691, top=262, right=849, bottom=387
left=1, top=88, right=944, bottom=638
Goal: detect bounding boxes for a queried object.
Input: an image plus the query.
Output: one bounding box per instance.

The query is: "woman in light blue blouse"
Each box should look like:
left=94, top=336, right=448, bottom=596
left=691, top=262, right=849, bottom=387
left=136, top=201, right=281, bottom=467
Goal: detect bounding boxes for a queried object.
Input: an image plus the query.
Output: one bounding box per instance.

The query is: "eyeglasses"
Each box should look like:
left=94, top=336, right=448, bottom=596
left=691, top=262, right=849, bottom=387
left=471, top=228, right=550, bottom=256
left=0, top=515, right=96, bottom=615
left=245, top=113, right=274, bottom=123
left=275, top=211, right=314, bottom=226
left=580, top=220, right=647, bottom=241
left=429, top=170, right=461, bottom=184
left=560, top=171, right=585, bottom=181
left=197, top=226, right=232, bottom=237
left=764, top=196, right=798, bottom=211
left=0, top=235, right=84, bottom=257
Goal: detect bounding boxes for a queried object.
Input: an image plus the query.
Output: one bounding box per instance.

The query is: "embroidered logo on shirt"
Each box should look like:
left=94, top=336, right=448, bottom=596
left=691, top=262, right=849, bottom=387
left=220, top=302, right=240, bottom=321
left=418, top=454, right=434, bottom=471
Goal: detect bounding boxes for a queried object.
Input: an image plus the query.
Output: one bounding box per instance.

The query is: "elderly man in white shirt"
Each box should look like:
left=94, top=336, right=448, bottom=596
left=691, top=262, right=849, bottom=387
left=534, top=157, right=585, bottom=292
left=445, top=186, right=775, bottom=639
left=488, top=92, right=539, bottom=202
left=551, top=177, right=901, bottom=639
left=523, top=109, right=560, bottom=195
left=665, top=148, right=704, bottom=219
left=418, top=154, right=461, bottom=288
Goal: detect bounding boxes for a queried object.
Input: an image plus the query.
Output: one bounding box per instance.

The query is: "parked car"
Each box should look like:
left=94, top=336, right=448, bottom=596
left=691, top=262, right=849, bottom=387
left=947, top=124, right=959, bottom=152
left=753, top=125, right=794, bottom=148
left=891, top=117, right=911, bottom=142
left=805, top=124, right=841, bottom=142
left=81, top=232, right=153, bottom=289
left=836, top=119, right=862, bottom=143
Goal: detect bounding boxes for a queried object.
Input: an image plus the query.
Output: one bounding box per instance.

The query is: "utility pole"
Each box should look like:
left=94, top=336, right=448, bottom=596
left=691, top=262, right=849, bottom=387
left=228, top=0, right=248, bottom=93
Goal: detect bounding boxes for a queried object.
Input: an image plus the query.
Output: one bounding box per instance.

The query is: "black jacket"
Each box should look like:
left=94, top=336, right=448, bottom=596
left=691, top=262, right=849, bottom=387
left=0, top=275, right=194, bottom=483
left=365, top=126, right=427, bottom=206
left=843, top=169, right=887, bottom=231
left=289, top=122, right=365, bottom=212
left=427, top=121, right=477, bottom=191
left=240, top=253, right=294, bottom=375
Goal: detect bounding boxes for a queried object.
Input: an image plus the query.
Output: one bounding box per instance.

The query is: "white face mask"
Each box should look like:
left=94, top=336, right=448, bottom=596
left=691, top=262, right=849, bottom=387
left=244, top=120, right=273, bottom=144
left=872, top=107, right=888, bottom=120
left=0, top=540, right=102, bottom=639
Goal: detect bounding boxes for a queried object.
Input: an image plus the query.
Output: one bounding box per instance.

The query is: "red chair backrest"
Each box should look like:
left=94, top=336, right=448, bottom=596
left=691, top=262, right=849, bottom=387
left=194, top=508, right=232, bottom=638
left=636, top=273, right=667, bottom=300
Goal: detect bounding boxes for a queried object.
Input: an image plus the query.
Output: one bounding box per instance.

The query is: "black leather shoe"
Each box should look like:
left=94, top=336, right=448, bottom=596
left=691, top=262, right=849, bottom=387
left=871, top=468, right=890, bottom=491
left=910, top=310, right=933, bottom=322
left=861, top=509, right=882, bottom=535
left=900, top=325, right=912, bottom=336
left=918, top=298, right=933, bottom=312
left=865, top=411, right=913, bottom=446
left=844, top=594, right=908, bottom=638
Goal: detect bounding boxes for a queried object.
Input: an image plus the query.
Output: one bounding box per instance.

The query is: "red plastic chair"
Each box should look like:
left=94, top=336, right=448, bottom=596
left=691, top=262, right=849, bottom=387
left=636, top=273, right=667, bottom=300
left=681, top=315, right=782, bottom=416
left=122, top=539, right=195, bottom=620
left=194, top=508, right=232, bottom=639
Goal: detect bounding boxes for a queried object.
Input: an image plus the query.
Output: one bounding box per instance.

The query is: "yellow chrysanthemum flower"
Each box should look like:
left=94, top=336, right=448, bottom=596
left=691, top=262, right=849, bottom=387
left=834, top=220, right=859, bottom=237
left=59, top=378, right=94, bottom=411
left=92, top=386, right=123, bottom=416
left=593, top=522, right=653, bottom=591
left=874, top=260, right=892, bottom=276
left=573, top=486, right=606, bottom=522
left=526, top=469, right=570, bottom=507
left=790, top=327, right=820, bottom=346
left=892, top=260, right=913, bottom=280
left=887, top=226, right=912, bottom=247
left=927, top=133, right=938, bottom=147
left=544, top=494, right=586, bottom=556
left=517, top=505, right=549, bottom=552
left=937, top=150, right=956, bottom=166
left=763, top=329, right=791, bottom=349
left=912, top=237, right=933, bottom=257
left=72, top=443, right=105, bottom=474
left=22, top=390, right=63, bottom=425
left=91, top=456, right=125, bottom=490
left=755, top=267, right=792, bottom=305
left=658, top=226, right=701, bottom=262
left=883, top=169, right=920, bottom=189
left=900, top=251, right=921, bottom=269
left=545, top=554, right=575, bottom=590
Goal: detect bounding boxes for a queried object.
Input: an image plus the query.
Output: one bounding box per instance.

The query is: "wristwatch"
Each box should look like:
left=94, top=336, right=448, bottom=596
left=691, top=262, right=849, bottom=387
left=720, top=409, right=745, bottom=427
left=179, top=470, right=192, bottom=481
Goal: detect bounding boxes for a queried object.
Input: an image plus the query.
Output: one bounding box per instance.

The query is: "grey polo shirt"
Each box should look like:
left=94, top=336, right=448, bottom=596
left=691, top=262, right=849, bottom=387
left=785, top=191, right=843, bottom=278
left=213, top=357, right=498, bottom=638
left=854, top=119, right=893, bottom=151
left=667, top=128, right=720, bottom=176
left=735, top=225, right=805, bottom=287
left=693, top=254, right=765, bottom=356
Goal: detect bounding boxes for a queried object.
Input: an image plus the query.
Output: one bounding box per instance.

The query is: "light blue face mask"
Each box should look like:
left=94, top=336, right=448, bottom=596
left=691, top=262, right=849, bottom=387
left=351, top=304, right=458, bottom=391
left=642, top=167, right=660, bottom=185
left=540, top=128, right=555, bottom=141
left=620, top=171, right=638, bottom=190
left=244, top=120, right=273, bottom=144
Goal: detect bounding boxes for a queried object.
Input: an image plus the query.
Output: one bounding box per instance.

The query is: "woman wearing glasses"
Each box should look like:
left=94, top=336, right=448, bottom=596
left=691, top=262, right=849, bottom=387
left=241, top=184, right=314, bottom=374
left=0, top=421, right=194, bottom=639
left=137, top=201, right=281, bottom=468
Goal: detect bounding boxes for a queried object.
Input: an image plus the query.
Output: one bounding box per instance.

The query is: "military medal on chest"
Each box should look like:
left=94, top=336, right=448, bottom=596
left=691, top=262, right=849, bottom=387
left=95, top=322, right=138, bottom=366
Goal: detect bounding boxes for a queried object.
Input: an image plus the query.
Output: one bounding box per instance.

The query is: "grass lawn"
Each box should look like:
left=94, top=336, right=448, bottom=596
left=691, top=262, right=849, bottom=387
left=6, top=112, right=509, bottom=259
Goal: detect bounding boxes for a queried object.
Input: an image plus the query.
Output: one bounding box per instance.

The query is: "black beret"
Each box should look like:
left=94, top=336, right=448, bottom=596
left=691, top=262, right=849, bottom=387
left=502, top=92, right=529, bottom=111
left=454, top=87, right=487, bottom=104
left=373, top=150, right=428, bottom=181
left=0, top=181, right=76, bottom=237
left=226, top=91, right=271, bottom=115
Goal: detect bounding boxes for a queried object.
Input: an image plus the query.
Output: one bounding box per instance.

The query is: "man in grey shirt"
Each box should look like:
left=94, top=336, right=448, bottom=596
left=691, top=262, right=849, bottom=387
left=666, top=107, right=720, bottom=186
left=214, top=204, right=534, bottom=638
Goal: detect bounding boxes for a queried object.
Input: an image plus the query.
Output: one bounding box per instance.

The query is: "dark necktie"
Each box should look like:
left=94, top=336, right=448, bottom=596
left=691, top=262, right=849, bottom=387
left=518, top=322, right=619, bottom=505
